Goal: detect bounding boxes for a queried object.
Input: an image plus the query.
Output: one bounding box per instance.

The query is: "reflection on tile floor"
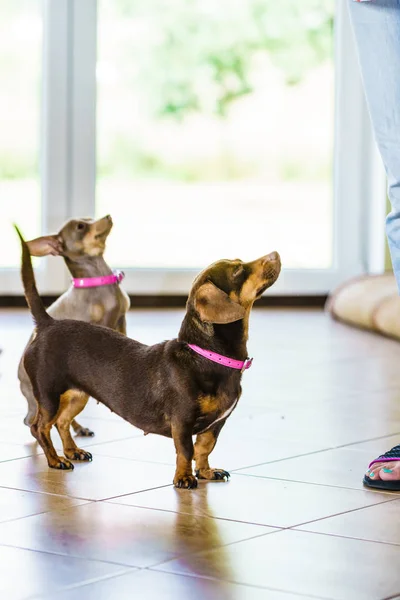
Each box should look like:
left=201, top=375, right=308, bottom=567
left=1, top=308, right=400, bottom=599
left=53, top=569, right=312, bottom=600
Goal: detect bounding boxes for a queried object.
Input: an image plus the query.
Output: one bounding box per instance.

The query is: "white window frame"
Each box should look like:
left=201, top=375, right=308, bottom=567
left=2, top=0, right=72, bottom=294
left=1, top=0, right=386, bottom=296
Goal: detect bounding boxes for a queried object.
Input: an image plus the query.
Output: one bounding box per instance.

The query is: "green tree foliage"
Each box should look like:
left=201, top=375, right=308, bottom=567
left=107, top=0, right=334, bottom=119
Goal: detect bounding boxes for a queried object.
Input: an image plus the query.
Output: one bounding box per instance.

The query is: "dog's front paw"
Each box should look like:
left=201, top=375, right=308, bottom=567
left=48, top=456, right=74, bottom=470
left=174, top=474, right=198, bottom=489
left=65, top=449, right=93, bottom=462
left=196, top=468, right=230, bottom=481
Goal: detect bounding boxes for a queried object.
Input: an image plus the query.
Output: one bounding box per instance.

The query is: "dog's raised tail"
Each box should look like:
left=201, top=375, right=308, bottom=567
left=14, top=225, right=53, bottom=328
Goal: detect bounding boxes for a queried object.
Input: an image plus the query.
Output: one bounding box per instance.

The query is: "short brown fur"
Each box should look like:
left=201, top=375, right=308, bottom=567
left=199, top=395, right=219, bottom=415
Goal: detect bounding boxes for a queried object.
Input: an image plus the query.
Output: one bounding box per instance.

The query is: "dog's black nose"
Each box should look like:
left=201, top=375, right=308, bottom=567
left=105, top=214, right=112, bottom=221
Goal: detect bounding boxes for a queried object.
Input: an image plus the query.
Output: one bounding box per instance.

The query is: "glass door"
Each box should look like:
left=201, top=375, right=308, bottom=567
left=0, top=0, right=383, bottom=297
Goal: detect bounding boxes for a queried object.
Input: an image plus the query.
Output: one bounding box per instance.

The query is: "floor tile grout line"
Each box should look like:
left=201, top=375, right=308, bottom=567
left=147, top=564, right=334, bottom=600
left=88, top=453, right=174, bottom=467
left=0, top=432, right=142, bottom=452
left=0, top=483, right=175, bottom=504
left=0, top=500, right=94, bottom=527
left=144, top=529, right=281, bottom=571
left=0, top=539, right=149, bottom=570
left=145, top=528, right=283, bottom=574
left=0, top=539, right=144, bottom=569
left=0, top=448, right=174, bottom=468
left=0, top=483, right=74, bottom=498
left=0, top=483, right=90, bottom=501
left=0, top=496, right=211, bottom=529
left=107, top=494, right=399, bottom=531
left=0, top=452, right=44, bottom=463
left=232, top=431, right=400, bottom=473
left=0, top=453, right=44, bottom=464
left=105, top=497, right=285, bottom=528
left=284, top=495, right=400, bottom=532
left=232, top=472, right=400, bottom=495
left=288, top=526, right=400, bottom=549
left=100, top=483, right=173, bottom=502
left=102, top=499, right=277, bottom=529
left=333, top=431, right=400, bottom=451
left=230, top=448, right=339, bottom=471
left=25, top=567, right=137, bottom=600
left=82, top=434, right=145, bottom=449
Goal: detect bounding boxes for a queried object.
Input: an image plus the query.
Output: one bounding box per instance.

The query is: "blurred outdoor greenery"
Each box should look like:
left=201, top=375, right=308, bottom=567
left=97, top=0, right=334, bottom=182
left=95, top=0, right=334, bottom=268
left=0, top=0, right=334, bottom=182
left=1, top=0, right=334, bottom=269
left=110, top=0, right=333, bottom=117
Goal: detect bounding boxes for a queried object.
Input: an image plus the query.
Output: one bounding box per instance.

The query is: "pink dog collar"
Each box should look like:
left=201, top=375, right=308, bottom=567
left=72, top=270, right=125, bottom=288
left=188, top=343, right=253, bottom=373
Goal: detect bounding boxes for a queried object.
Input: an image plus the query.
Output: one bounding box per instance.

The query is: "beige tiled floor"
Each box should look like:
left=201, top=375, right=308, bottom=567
left=1, top=307, right=400, bottom=600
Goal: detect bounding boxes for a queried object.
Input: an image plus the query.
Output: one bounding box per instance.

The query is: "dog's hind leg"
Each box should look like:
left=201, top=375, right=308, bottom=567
left=30, top=392, right=74, bottom=470
left=56, top=390, right=92, bottom=462
left=20, top=354, right=93, bottom=438
left=18, top=358, right=38, bottom=427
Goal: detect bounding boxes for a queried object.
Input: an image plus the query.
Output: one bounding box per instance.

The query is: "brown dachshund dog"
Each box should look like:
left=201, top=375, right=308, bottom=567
left=16, top=226, right=280, bottom=489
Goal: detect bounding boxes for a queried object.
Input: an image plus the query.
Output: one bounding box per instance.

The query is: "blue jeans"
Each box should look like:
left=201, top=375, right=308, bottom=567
left=348, top=0, right=400, bottom=284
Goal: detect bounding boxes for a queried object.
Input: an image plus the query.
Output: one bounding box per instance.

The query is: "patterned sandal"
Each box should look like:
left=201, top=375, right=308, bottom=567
left=363, top=444, right=400, bottom=491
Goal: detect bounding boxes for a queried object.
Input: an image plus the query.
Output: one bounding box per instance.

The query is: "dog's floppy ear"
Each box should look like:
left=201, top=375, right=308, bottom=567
left=26, top=234, right=64, bottom=257
left=194, top=282, right=245, bottom=324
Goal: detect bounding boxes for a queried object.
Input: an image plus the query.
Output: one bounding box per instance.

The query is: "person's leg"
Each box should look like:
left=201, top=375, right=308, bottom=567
left=348, top=0, right=400, bottom=484
left=349, top=0, right=400, bottom=281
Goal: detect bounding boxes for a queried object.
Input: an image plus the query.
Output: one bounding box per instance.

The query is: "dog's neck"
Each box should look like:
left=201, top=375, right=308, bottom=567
left=178, top=311, right=248, bottom=361
left=63, top=255, right=113, bottom=279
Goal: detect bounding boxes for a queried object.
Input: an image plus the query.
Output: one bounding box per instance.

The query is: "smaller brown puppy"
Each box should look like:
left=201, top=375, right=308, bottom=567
left=17, top=228, right=280, bottom=488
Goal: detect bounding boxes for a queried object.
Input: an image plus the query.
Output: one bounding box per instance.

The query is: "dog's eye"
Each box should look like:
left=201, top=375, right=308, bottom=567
left=233, top=266, right=243, bottom=278
left=76, top=223, right=85, bottom=231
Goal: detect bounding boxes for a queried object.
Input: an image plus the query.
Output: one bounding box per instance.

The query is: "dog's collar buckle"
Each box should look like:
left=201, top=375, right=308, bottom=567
left=72, top=270, right=125, bottom=288
left=241, top=357, right=253, bottom=373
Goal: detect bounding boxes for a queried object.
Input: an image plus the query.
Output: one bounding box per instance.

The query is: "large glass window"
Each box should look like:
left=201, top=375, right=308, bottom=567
left=96, top=0, right=334, bottom=269
left=0, top=0, right=380, bottom=296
